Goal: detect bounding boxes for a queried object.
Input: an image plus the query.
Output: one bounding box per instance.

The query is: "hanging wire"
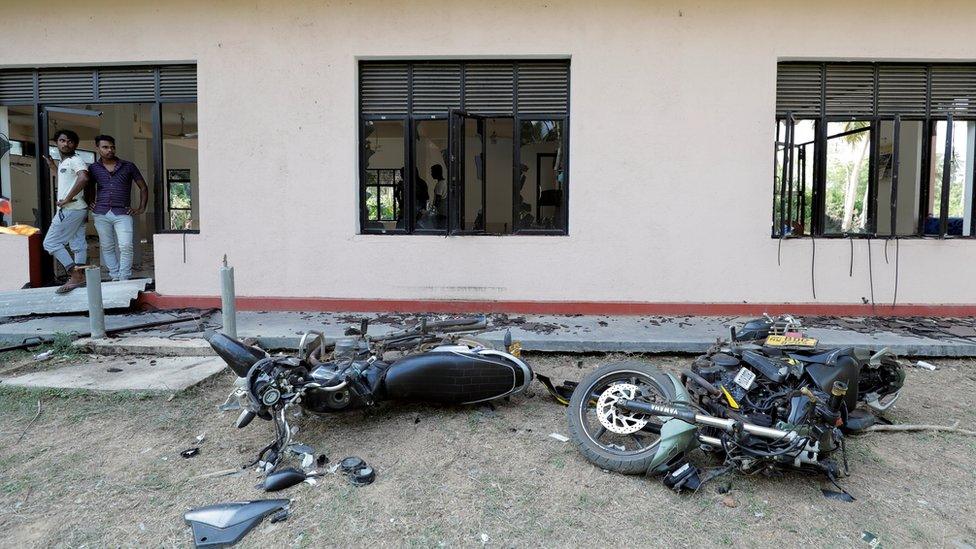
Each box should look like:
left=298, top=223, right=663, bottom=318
left=848, top=236, right=854, bottom=277
left=777, top=235, right=783, bottom=266
left=883, top=237, right=890, bottom=264
left=892, top=238, right=900, bottom=307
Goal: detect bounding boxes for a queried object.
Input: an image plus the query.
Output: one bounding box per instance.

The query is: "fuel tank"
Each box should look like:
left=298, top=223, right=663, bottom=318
left=205, top=331, right=267, bottom=377
left=382, top=346, right=532, bottom=405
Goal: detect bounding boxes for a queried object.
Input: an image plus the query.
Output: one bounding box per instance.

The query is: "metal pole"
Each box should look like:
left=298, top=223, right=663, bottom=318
left=85, top=266, right=106, bottom=339
left=219, top=255, right=237, bottom=339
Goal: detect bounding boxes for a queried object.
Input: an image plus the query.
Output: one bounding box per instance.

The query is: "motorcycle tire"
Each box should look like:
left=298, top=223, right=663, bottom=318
left=566, top=361, right=678, bottom=475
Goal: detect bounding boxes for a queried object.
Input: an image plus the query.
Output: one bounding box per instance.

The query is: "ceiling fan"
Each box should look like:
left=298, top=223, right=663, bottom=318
left=165, top=112, right=198, bottom=139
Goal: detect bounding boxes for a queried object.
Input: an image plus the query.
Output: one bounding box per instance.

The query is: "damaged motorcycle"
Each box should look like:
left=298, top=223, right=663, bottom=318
left=207, top=316, right=533, bottom=469
left=565, top=315, right=905, bottom=491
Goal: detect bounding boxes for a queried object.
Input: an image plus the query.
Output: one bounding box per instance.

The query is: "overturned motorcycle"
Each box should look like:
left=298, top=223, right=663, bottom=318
left=565, top=315, right=905, bottom=492
left=207, top=316, right=532, bottom=469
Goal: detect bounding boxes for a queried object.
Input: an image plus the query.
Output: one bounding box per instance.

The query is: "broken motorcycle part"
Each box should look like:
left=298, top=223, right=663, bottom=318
left=262, top=468, right=307, bottom=492
left=181, top=447, right=201, bottom=459
left=206, top=316, right=533, bottom=469
left=184, top=499, right=289, bottom=548
left=339, top=456, right=375, bottom=486
left=565, top=315, right=906, bottom=491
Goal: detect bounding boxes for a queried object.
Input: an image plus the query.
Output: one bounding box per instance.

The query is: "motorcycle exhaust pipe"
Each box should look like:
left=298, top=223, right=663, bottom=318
left=205, top=330, right=266, bottom=377
left=618, top=400, right=797, bottom=442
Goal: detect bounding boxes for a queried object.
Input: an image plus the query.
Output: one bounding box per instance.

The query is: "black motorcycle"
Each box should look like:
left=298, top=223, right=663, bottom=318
left=207, top=316, right=532, bottom=468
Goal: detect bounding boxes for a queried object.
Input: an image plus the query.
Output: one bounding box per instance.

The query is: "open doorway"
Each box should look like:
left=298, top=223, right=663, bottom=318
left=41, top=104, right=158, bottom=281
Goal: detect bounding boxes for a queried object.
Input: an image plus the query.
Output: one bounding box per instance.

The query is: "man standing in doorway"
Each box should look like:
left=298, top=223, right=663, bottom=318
left=89, top=135, right=148, bottom=281
left=42, top=130, right=90, bottom=293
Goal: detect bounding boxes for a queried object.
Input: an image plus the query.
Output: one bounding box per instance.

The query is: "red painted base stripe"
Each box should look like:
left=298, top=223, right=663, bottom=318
left=136, top=292, right=976, bottom=317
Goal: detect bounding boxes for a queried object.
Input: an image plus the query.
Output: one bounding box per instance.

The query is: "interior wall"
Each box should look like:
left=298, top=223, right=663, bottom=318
left=7, top=0, right=976, bottom=305
left=876, top=121, right=923, bottom=235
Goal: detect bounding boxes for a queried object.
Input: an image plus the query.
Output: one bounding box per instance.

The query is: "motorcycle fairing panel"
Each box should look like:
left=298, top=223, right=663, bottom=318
left=184, top=499, right=289, bottom=548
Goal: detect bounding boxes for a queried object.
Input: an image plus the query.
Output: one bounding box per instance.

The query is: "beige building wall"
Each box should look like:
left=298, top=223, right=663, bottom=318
left=3, top=0, right=976, bottom=305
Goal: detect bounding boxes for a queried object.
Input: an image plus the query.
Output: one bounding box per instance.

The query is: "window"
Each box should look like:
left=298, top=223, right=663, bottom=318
left=359, top=61, right=569, bottom=235
left=774, top=62, right=976, bottom=238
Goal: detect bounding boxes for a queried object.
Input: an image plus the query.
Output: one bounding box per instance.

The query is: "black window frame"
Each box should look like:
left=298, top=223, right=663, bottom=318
left=358, top=60, right=570, bottom=236
left=774, top=62, right=976, bottom=239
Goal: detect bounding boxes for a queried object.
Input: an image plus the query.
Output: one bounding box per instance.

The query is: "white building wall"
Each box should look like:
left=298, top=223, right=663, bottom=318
left=3, top=0, right=976, bottom=306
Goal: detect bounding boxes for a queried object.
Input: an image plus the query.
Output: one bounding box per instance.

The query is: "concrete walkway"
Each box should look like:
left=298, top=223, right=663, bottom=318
left=2, top=310, right=975, bottom=357
left=0, top=356, right=226, bottom=393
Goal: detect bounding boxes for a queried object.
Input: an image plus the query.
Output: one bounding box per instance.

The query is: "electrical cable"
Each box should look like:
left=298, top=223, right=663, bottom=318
left=778, top=234, right=783, bottom=267
left=848, top=236, right=854, bottom=277
left=892, top=238, right=900, bottom=307
left=884, top=238, right=890, bottom=264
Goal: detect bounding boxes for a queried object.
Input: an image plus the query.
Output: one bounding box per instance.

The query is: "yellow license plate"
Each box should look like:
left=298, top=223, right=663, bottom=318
left=765, top=335, right=818, bottom=348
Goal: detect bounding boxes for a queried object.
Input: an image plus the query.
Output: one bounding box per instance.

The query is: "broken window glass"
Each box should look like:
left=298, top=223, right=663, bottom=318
left=363, top=120, right=406, bottom=231
left=518, top=120, right=564, bottom=231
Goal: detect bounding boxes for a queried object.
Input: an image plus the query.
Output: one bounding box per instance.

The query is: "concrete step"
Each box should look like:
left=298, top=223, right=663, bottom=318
left=73, top=336, right=216, bottom=357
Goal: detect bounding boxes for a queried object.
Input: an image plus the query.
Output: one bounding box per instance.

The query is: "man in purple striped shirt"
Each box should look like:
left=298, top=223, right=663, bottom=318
left=90, top=135, right=148, bottom=281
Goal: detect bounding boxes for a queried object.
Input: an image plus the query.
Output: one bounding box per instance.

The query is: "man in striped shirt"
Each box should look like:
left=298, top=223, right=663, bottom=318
left=89, top=135, right=148, bottom=281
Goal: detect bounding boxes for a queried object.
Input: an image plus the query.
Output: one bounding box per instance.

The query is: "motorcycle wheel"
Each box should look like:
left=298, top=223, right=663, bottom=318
left=566, top=361, right=678, bottom=474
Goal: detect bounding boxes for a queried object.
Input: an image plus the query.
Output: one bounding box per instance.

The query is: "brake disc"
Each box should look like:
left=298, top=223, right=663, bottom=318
left=596, top=382, right=649, bottom=435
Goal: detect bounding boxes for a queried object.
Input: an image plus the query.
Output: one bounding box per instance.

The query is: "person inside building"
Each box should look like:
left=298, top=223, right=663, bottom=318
left=89, top=134, right=148, bottom=281
left=41, top=129, right=90, bottom=293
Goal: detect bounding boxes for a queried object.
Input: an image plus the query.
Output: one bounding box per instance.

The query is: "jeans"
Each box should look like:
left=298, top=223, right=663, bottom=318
left=43, top=209, right=88, bottom=270
left=93, top=211, right=134, bottom=281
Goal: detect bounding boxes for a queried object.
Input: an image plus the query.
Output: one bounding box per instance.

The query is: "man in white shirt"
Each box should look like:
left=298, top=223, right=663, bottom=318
left=42, top=129, right=90, bottom=293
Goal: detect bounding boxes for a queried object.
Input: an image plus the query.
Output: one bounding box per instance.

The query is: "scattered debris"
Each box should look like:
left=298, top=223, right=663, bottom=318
left=196, top=433, right=207, bottom=443
left=339, top=456, right=376, bottom=486
left=15, top=399, right=41, bottom=444
left=181, top=448, right=201, bottom=459
left=316, top=454, right=329, bottom=467
left=263, top=468, right=307, bottom=492
left=861, top=420, right=976, bottom=436
left=915, top=360, right=937, bottom=371
left=861, top=531, right=881, bottom=548
left=721, top=496, right=738, bottom=508
left=549, top=433, right=570, bottom=443
left=106, top=367, right=124, bottom=373
left=33, top=350, right=54, bottom=362
left=190, top=469, right=243, bottom=481
left=184, top=499, right=290, bottom=548
left=822, top=488, right=855, bottom=502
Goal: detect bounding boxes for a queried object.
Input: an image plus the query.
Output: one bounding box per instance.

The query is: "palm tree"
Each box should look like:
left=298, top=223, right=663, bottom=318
left=840, top=121, right=871, bottom=232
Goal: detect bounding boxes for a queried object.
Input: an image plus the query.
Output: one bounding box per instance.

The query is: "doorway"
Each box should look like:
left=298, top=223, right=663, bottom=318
left=40, top=104, right=158, bottom=281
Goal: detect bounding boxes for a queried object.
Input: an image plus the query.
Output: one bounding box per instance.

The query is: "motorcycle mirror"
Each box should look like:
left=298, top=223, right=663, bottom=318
left=263, top=467, right=307, bottom=492
left=730, top=326, right=737, bottom=342
left=236, top=410, right=256, bottom=429
left=360, top=318, right=369, bottom=338
left=504, top=329, right=512, bottom=348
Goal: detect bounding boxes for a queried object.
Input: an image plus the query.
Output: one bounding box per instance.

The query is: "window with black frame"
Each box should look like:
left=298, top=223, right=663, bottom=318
left=774, top=63, right=976, bottom=238
left=359, top=61, right=570, bottom=235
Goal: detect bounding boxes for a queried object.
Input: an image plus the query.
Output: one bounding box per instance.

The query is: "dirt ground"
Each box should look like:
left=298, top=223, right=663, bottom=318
left=0, top=351, right=974, bottom=548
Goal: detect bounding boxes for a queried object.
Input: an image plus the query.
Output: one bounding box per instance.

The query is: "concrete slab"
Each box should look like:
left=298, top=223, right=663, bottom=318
left=0, top=278, right=151, bottom=317
left=0, top=356, right=226, bottom=393
left=2, top=311, right=975, bottom=357
left=74, top=336, right=216, bottom=357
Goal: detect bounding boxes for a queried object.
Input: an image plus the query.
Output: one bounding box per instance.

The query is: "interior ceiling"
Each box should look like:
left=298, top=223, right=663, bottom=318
left=2, top=104, right=196, bottom=139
